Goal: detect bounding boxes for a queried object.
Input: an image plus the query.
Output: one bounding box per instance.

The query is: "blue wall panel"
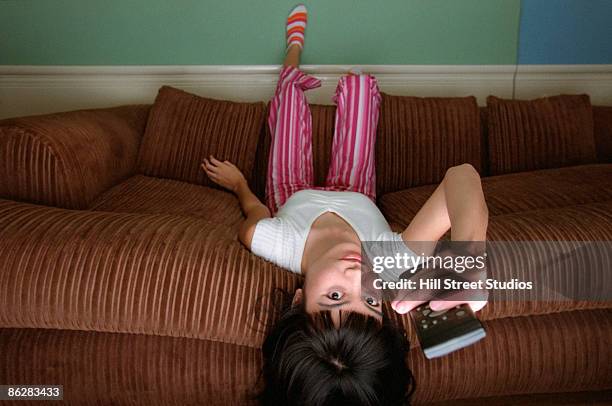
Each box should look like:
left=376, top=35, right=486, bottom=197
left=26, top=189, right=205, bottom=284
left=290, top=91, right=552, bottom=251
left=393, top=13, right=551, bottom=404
left=519, top=0, right=612, bottom=64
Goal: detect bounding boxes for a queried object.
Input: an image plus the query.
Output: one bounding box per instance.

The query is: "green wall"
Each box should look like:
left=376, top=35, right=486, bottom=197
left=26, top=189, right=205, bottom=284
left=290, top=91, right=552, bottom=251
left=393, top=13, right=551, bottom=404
left=0, top=0, right=521, bottom=65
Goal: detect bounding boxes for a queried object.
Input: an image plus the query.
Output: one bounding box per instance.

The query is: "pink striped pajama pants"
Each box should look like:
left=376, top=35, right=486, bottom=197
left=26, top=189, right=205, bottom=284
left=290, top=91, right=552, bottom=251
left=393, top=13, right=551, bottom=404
left=266, top=65, right=382, bottom=215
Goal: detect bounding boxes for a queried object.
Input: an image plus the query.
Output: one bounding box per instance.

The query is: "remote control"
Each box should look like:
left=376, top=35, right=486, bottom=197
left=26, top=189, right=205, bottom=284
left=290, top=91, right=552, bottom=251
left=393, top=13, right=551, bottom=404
left=409, top=303, right=486, bottom=359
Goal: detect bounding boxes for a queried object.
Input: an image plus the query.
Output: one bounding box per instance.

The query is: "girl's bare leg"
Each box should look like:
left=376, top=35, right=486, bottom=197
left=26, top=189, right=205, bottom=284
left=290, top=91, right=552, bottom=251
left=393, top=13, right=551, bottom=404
left=283, top=44, right=301, bottom=68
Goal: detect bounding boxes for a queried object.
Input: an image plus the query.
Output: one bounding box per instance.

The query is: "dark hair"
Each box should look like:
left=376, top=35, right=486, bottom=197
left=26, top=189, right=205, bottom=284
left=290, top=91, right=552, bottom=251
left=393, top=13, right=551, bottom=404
left=258, top=297, right=416, bottom=406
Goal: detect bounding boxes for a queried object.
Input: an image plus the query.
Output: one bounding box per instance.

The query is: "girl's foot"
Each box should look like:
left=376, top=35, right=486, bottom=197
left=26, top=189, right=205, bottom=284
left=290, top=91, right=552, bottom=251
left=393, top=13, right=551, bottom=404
left=286, top=4, right=307, bottom=52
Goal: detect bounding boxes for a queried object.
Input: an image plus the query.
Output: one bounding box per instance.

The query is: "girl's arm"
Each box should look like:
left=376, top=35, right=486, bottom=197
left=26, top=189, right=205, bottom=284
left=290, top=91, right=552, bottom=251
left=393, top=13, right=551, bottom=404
left=202, top=156, right=271, bottom=249
left=393, top=163, right=489, bottom=314
left=234, top=181, right=271, bottom=249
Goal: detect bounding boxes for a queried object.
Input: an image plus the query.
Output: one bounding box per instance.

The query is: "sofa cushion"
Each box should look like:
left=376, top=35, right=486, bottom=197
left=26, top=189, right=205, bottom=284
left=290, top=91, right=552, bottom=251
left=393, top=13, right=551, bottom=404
left=89, top=175, right=244, bottom=233
left=485, top=199, right=612, bottom=241
left=3, top=309, right=610, bottom=404
left=0, top=199, right=300, bottom=349
left=487, top=95, right=597, bottom=175
left=0, top=328, right=261, bottom=405
left=0, top=105, right=149, bottom=210
left=0, top=310, right=612, bottom=406
left=407, top=309, right=612, bottom=404
left=379, top=164, right=612, bottom=229
left=594, top=105, right=612, bottom=163
left=376, top=93, right=482, bottom=195
left=137, top=86, right=266, bottom=189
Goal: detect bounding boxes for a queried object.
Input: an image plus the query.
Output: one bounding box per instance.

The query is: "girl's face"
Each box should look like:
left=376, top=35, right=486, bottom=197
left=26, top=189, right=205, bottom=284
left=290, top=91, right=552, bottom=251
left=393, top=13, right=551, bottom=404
left=297, top=243, right=383, bottom=324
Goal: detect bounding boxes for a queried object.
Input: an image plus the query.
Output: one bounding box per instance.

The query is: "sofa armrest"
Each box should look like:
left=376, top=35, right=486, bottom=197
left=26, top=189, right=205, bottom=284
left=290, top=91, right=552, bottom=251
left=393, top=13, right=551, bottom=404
left=0, top=199, right=299, bottom=348
left=594, top=106, right=612, bottom=163
left=0, top=105, right=150, bottom=209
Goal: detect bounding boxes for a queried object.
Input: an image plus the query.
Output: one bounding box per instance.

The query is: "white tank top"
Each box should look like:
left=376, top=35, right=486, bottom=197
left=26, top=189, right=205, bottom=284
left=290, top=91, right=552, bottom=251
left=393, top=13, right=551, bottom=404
left=250, top=189, right=409, bottom=274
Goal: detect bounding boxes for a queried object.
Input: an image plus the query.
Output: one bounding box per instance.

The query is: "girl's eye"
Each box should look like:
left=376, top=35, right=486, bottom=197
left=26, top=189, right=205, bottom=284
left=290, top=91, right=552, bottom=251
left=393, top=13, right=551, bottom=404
left=328, top=291, right=343, bottom=301
left=365, top=296, right=379, bottom=306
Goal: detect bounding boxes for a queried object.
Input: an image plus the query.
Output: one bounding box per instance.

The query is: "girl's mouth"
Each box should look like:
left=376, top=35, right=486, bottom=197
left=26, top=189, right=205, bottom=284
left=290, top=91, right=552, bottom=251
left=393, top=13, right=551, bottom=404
left=341, top=252, right=362, bottom=262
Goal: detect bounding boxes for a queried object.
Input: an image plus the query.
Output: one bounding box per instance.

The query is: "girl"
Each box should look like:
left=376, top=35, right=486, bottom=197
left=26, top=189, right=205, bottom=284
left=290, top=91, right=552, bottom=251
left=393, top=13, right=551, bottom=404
left=202, top=4, right=488, bottom=404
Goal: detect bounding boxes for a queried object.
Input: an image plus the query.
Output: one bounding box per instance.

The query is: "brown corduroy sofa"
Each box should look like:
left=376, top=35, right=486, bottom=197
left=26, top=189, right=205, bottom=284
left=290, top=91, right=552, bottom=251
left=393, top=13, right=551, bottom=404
left=0, top=86, right=611, bottom=405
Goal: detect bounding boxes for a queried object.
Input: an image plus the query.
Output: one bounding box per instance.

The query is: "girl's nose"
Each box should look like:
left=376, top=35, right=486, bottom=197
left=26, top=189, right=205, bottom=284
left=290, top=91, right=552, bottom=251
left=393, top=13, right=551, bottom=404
left=343, top=265, right=362, bottom=291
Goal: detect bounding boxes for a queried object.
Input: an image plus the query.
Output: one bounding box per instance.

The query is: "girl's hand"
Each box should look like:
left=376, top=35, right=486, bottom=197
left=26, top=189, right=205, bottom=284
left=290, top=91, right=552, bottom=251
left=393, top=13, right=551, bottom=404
left=391, top=243, right=488, bottom=315
left=391, top=299, right=487, bottom=315
left=201, top=155, right=246, bottom=193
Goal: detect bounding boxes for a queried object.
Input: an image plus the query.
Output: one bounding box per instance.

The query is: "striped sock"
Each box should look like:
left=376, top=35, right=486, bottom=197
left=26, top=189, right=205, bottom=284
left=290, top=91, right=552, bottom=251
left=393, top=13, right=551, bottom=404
left=286, top=4, right=307, bottom=51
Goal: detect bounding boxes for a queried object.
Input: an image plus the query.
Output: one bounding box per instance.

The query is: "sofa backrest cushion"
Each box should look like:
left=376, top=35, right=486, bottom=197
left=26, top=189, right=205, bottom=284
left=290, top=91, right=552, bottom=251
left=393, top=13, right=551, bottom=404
left=137, top=86, right=266, bottom=188
left=486, top=95, right=597, bottom=175
left=376, top=93, right=482, bottom=195
left=0, top=105, right=149, bottom=210
left=593, top=106, right=612, bottom=163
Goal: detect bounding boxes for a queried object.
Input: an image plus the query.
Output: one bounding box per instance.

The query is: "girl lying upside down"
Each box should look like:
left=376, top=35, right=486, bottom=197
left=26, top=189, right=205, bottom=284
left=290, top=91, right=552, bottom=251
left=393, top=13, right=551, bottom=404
left=202, top=4, right=488, bottom=405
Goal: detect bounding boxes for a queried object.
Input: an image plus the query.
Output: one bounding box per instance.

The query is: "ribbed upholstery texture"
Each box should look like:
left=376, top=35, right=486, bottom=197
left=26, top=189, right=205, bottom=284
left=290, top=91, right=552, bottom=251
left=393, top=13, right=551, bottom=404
left=89, top=174, right=245, bottom=233
left=486, top=200, right=612, bottom=241
left=474, top=201, right=612, bottom=320
left=428, top=391, right=612, bottom=406
left=0, top=328, right=261, bottom=405
left=0, top=105, right=149, bottom=209
left=375, top=93, right=482, bottom=195
left=0, top=199, right=300, bottom=348
left=487, top=95, right=597, bottom=175
left=408, top=309, right=612, bottom=404
left=1, top=309, right=610, bottom=405
left=594, top=106, right=612, bottom=163
left=479, top=107, right=491, bottom=175
left=380, top=164, right=612, bottom=227
left=310, top=104, right=337, bottom=186
left=137, top=86, right=266, bottom=189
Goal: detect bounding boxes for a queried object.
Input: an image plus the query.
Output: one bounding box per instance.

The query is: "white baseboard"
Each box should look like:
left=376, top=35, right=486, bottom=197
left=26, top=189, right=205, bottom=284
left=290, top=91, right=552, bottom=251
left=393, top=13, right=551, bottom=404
left=1, top=65, right=610, bottom=119
left=515, top=65, right=612, bottom=104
